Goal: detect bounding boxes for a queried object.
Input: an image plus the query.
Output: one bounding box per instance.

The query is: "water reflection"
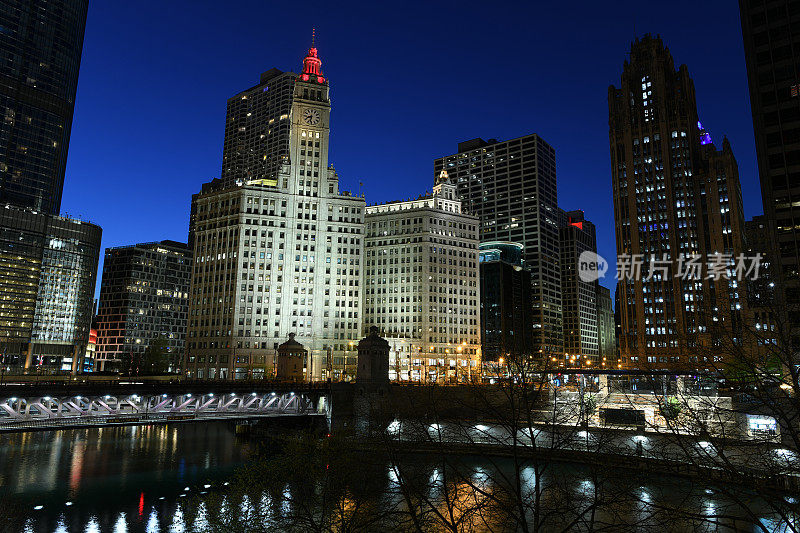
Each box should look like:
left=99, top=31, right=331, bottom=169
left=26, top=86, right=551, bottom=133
left=1, top=422, right=252, bottom=532
left=1, top=422, right=797, bottom=532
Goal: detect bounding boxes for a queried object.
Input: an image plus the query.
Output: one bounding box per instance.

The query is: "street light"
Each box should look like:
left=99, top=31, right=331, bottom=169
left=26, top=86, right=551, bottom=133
left=0, top=353, right=7, bottom=386
left=326, top=346, right=332, bottom=383
left=455, top=346, right=463, bottom=384
left=345, top=341, right=355, bottom=381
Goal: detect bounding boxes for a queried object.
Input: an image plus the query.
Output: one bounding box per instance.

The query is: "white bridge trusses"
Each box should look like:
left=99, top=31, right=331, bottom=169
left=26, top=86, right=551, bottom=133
left=0, top=391, right=324, bottom=422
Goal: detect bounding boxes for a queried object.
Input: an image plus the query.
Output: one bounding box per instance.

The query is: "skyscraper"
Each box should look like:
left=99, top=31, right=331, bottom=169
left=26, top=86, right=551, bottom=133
left=0, top=0, right=89, bottom=214
left=363, top=176, right=481, bottom=382
left=28, top=213, right=100, bottom=372
left=0, top=205, right=100, bottom=373
left=595, top=285, right=616, bottom=368
left=740, top=0, right=800, bottom=345
left=186, top=42, right=365, bottom=381
left=479, top=241, right=533, bottom=367
left=609, top=35, right=746, bottom=370
left=559, top=210, right=599, bottom=364
left=434, top=135, right=562, bottom=358
left=0, top=1, right=98, bottom=375
left=95, top=241, right=193, bottom=372
left=744, top=216, right=780, bottom=349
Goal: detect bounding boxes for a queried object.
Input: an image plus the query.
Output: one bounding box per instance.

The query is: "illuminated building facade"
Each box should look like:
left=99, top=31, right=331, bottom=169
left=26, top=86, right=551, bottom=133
left=744, top=215, right=780, bottom=349
left=0, top=205, right=100, bottom=374
left=363, top=176, right=480, bottom=382
left=479, top=241, right=533, bottom=365
left=610, top=35, right=746, bottom=369
left=559, top=210, right=599, bottom=363
left=0, top=0, right=99, bottom=375
left=186, top=43, right=365, bottom=381
left=596, top=285, right=616, bottom=367
left=740, top=0, right=800, bottom=347
left=434, top=135, right=563, bottom=358
left=84, top=326, right=97, bottom=372
left=0, top=0, right=89, bottom=215
left=95, top=241, right=192, bottom=372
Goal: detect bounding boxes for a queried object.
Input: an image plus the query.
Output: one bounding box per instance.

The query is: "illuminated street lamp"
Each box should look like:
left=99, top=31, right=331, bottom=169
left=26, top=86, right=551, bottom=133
left=456, top=346, right=463, bottom=383
left=344, top=341, right=354, bottom=381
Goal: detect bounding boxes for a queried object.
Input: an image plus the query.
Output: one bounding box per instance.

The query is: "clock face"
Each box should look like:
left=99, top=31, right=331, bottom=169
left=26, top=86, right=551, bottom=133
left=303, top=108, right=321, bottom=125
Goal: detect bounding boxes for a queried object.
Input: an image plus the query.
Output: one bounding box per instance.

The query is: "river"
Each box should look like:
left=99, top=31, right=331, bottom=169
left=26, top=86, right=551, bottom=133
left=0, top=421, right=794, bottom=532
left=0, top=422, right=253, bottom=532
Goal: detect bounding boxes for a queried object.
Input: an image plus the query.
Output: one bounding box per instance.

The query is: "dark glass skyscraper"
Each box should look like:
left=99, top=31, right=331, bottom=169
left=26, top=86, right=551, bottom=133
left=479, top=241, right=533, bottom=365
left=740, top=0, right=800, bottom=344
left=0, top=0, right=98, bottom=375
left=0, top=205, right=100, bottom=373
left=0, top=0, right=89, bottom=214
left=434, top=135, right=562, bottom=358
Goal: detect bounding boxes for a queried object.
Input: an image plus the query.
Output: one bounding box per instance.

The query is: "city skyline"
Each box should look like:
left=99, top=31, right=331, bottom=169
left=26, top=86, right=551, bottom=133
left=3, top=3, right=800, bottom=530
left=59, top=1, right=760, bottom=297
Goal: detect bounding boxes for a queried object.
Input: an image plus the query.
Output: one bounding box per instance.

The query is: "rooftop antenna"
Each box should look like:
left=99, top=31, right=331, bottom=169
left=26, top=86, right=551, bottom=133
left=312, top=27, right=316, bottom=48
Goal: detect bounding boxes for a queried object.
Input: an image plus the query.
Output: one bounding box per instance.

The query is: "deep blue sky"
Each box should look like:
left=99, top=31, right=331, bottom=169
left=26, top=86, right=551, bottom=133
left=62, top=1, right=760, bottom=296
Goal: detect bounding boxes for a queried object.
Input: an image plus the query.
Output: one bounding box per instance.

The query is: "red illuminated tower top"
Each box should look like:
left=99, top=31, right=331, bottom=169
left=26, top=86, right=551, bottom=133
left=299, top=28, right=326, bottom=83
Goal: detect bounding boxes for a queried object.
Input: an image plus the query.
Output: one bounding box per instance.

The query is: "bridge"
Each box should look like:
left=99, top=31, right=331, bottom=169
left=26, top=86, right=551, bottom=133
left=0, top=380, right=330, bottom=432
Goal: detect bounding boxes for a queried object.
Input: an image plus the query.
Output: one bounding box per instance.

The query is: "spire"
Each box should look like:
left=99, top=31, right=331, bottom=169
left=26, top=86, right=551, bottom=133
left=299, top=29, right=326, bottom=83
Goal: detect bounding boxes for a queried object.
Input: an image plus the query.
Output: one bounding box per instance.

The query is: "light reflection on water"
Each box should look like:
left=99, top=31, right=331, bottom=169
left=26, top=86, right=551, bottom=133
left=1, top=422, right=251, bottom=533
left=1, top=421, right=796, bottom=532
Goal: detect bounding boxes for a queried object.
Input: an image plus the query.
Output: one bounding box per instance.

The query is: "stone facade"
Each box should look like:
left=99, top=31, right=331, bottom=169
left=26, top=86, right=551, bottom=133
left=277, top=333, right=306, bottom=382
left=186, top=45, right=364, bottom=380
left=363, top=175, right=481, bottom=382
left=356, top=326, right=389, bottom=384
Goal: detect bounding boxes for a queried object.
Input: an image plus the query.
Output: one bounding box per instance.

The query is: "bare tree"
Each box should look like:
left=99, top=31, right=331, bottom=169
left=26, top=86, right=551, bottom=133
left=185, top=337, right=798, bottom=532
left=185, top=430, right=401, bottom=532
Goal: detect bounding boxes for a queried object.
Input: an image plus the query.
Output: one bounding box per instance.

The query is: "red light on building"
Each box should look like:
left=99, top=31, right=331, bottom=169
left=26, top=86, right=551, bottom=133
left=298, top=28, right=326, bottom=83
left=570, top=221, right=583, bottom=230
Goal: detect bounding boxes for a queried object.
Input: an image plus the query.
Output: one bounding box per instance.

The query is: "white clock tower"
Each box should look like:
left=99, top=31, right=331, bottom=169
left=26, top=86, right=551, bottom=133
left=187, top=37, right=366, bottom=382
left=287, top=41, right=333, bottom=196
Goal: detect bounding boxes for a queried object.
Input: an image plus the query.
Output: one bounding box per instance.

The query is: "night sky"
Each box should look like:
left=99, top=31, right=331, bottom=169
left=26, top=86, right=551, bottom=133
left=62, top=1, right=759, bottom=297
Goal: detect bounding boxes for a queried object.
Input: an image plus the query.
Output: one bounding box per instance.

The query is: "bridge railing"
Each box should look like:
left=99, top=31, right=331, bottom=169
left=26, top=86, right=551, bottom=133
left=0, top=378, right=332, bottom=396
left=0, top=389, right=328, bottom=430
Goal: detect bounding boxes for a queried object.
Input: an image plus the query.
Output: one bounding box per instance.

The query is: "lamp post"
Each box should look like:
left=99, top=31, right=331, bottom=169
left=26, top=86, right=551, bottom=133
left=307, top=347, right=313, bottom=384
left=342, top=341, right=354, bottom=382
left=394, top=341, right=402, bottom=382
left=456, top=345, right=463, bottom=383
left=326, top=346, right=332, bottom=384
left=416, top=346, right=423, bottom=384
left=429, top=346, right=435, bottom=384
